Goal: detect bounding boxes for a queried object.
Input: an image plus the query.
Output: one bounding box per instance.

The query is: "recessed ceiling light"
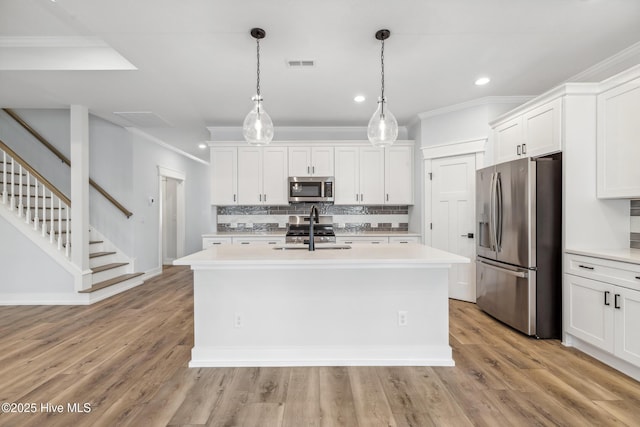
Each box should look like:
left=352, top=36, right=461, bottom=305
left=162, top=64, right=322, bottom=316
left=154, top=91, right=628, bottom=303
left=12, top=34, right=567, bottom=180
left=198, top=143, right=207, bottom=149
left=354, top=95, right=366, bottom=103
left=475, top=77, right=491, bottom=86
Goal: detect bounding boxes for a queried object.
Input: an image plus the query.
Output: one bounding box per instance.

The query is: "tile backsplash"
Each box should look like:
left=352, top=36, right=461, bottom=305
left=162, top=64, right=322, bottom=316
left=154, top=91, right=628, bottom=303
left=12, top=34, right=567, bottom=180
left=217, top=203, right=409, bottom=233
left=631, top=200, right=640, bottom=249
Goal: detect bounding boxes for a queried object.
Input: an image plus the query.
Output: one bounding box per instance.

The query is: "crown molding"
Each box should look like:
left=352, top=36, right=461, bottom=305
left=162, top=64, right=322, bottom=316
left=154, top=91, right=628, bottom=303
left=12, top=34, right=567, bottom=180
left=415, top=96, right=534, bottom=121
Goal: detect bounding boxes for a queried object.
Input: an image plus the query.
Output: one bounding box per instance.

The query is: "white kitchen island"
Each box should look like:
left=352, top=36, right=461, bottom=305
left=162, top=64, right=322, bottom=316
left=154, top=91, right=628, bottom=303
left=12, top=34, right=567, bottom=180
left=174, top=243, right=469, bottom=367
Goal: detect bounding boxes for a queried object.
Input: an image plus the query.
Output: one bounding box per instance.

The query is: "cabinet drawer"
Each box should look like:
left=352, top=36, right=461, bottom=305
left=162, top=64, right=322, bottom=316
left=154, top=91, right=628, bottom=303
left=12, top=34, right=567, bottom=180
left=389, top=236, right=421, bottom=244
left=565, top=253, right=640, bottom=291
left=336, top=236, right=388, bottom=245
left=233, top=237, right=285, bottom=245
left=203, top=237, right=233, bottom=249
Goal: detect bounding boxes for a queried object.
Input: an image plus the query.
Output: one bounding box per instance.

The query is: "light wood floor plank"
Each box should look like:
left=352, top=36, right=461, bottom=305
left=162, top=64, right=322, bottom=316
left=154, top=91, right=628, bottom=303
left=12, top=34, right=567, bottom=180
left=1, top=267, right=640, bottom=427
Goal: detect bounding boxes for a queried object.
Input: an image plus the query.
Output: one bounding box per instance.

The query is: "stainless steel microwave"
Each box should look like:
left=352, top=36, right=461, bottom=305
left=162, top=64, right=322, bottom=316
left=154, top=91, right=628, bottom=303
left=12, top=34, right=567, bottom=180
left=288, top=176, right=334, bottom=203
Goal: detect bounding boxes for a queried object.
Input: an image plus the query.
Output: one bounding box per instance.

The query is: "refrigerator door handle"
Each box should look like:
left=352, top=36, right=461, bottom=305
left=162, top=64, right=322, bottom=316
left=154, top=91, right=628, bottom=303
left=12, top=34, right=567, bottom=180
left=496, top=172, right=503, bottom=251
left=489, top=172, right=497, bottom=251
left=477, top=259, right=528, bottom=278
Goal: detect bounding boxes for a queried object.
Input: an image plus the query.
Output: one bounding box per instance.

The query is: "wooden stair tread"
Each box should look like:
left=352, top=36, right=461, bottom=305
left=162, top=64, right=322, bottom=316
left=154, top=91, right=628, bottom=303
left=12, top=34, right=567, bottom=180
left=91, top=262, right=128, bottom=273
left=89, top=251, right=116, bottom=258
left=78, top=273, right=144, bottom=293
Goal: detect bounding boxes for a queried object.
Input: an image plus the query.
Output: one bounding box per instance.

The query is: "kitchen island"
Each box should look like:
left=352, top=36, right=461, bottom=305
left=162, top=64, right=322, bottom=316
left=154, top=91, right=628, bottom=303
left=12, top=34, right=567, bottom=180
left=174, top=243, right=469, bottom=367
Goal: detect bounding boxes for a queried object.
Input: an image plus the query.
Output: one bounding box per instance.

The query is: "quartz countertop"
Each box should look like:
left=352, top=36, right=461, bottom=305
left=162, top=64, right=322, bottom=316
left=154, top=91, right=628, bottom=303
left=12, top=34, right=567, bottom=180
left=566, top=248, right=640, bottom=265
left=203, top=230, right=421, bottom=238
left=176, top=243, right=468, bottom=268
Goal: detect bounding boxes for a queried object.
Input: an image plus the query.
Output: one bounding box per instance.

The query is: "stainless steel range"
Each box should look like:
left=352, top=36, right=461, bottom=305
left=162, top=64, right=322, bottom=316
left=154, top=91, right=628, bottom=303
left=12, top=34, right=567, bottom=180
left=285, top=215, right=336, bottom=244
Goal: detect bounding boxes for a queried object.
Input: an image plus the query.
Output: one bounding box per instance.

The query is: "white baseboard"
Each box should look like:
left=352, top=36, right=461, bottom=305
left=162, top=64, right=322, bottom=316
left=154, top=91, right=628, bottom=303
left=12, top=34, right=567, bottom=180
left=564, top=334, right=640, bottom=382
left=189, top=345, right=455, bottom=368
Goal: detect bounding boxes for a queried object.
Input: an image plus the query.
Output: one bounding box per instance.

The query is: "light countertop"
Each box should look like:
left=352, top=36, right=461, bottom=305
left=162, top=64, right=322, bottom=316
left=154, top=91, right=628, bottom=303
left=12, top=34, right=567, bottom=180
left=566, top=248, right=640, bottom=265
left=176, top=243, right=469, bottom=269
left=203, top=230, right=421, bottom=238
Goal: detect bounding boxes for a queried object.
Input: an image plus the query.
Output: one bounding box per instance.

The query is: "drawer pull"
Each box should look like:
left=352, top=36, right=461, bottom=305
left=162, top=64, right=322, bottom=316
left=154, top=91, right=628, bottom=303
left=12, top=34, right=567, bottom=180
left=604, top=291, right=610, bottom=306
left=636, top=276, right=640, bottom=280
left=615, top=294, right=621, bottom=310
left=578, top=264, right=594, bottom=270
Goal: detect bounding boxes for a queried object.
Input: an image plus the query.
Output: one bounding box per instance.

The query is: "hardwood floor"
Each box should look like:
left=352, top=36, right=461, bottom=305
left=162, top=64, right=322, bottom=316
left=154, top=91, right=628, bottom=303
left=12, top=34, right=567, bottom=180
left=1, top=265, right=639, bottom=426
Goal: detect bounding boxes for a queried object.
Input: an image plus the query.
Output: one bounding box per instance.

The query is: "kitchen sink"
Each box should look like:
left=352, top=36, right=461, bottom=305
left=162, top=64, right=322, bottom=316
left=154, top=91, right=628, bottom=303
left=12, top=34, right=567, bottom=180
left=273, top=244, right=352, bottom=250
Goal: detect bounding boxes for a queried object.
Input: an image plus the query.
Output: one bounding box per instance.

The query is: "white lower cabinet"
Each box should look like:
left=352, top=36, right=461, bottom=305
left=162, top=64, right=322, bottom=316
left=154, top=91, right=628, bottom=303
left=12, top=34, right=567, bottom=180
left=202, top=237, right=233, bottom=249
left=336, top=236, right=388, bottom=245
left=233, top=236, right=285, bottom=246
left=389, top=236, right=421, bottom=244
left=564, top=252, right=640, bottom=368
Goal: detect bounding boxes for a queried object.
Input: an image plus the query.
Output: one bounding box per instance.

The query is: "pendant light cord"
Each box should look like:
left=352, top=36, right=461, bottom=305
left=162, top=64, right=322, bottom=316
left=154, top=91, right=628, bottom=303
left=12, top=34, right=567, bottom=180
left=380, top=38, right=385, bottom=117
left=255, top=37, right=261, bottom=113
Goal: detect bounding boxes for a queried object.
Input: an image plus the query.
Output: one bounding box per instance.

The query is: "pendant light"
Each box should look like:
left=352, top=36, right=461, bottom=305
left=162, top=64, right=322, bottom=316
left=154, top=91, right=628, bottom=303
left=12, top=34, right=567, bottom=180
left=367, top=29, right=398, bottom=147
left=243, top=28, right=274, bottom=145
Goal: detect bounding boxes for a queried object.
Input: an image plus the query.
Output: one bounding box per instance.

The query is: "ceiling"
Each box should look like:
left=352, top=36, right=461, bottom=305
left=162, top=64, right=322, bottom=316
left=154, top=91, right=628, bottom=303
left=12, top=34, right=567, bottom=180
left=1, top=0, right=640, bottom=160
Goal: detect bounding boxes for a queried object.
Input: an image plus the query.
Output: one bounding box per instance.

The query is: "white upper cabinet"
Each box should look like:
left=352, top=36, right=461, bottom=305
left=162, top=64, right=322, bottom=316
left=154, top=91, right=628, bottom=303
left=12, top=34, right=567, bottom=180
left=385, top=145, right=414, bottom=205
left=288, top=146, right=334, bottom=177
left=597, top=75, right=640, bottom=198
left=523, top=98, right=562, bottom=158
left=210, top=146, right=237, bottom=205
left=494, top=117, right=524, bottom=164
left=335, top=144, right=413, bottom=205
left=492, top=98, right=562, bottom=164
left=237, top=146, right=288, bottom=205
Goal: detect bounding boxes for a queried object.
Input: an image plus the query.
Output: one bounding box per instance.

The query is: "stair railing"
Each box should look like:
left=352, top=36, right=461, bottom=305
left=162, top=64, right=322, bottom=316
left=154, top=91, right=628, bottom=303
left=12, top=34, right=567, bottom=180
left=1, top=139, right=71, bottom=258
left=2, top=108, right=133, bottom=218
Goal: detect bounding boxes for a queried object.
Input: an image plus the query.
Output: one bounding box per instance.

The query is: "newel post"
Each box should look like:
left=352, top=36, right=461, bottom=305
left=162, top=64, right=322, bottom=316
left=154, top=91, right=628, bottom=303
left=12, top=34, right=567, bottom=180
left=70, top=105, right=91, bottom=290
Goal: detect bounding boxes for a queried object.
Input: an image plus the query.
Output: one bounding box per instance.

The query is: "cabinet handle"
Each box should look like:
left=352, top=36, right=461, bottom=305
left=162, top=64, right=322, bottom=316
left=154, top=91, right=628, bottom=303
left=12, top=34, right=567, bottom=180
left=312, top=166, right=315, bottom=174
left=635, top=276, right=640, bottom=280
left=307, top=166, right=310, bottom=174
left=604, top=291, right=610, bottom=306
left=355, top=194, right=359, bottom=202
left=578, top=264, right=594, bottom=270
left=615, top=294, right=621, bottom=309
left=264, top=194, right=267, bottom=202
left=259, top=194, right=262, bottom=202
left=517, top=145, right=521, bottom=156
left=371, top=241, right=381, bottom=244
left=233, top=194, right=236, bottom=202
left=241, top=242, right=250, bottom=245
left=522, top=143, right=527, bottom=155
left=386, top=193, right=389, bottom=202
left=360, top=193, right=364, bottom=202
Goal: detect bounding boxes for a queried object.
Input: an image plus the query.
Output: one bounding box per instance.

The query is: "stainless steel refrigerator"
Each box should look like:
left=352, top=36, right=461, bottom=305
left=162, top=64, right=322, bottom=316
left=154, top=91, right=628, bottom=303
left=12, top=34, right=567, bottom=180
left=476, top=154, right=562, bottom=338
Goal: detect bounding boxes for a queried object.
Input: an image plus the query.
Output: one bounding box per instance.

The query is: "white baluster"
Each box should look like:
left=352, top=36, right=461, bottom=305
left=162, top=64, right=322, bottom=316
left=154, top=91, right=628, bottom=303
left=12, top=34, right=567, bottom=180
left=57, top=198, right=62, bottom=250
left=33, top=179, right=39, bottom=231
left=1, top=151, right=6, bottom=205
left=25, top=172, right=31, bottom=224
left=17, top=165, right=24, bottom=217
left=41, top=183, right=47, bottom=237
left=9, top=157, right=15, bottom=211
left=49, top=191, right=55, bottom=244
left=65, top=203, right=70, bottom=257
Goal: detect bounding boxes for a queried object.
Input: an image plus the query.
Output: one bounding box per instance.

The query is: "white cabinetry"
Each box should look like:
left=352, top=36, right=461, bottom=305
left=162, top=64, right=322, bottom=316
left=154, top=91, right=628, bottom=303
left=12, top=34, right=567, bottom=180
left=385, top=145, right=414, bottom=204
left=564, top=252, right=640, bottom=368
left=233, top=236, right=285, bottom=246
left=237, top=147, right=288, bottom=205
left=288, top=146, right=334, bottom=177
left=334, top=146, right=384, bottom=205
left=335, top=144, right=413, bottom=205
left=597, top=75, right=640, bottom=198
left=202, top=237, right=233, bottom=249
left=210, top=147, right=237, bottom=205
left=337, top=236, right=388, bottom=245
left=492, top=98, right=562, bottom=164
left=389, top=236, right=421, bottom=244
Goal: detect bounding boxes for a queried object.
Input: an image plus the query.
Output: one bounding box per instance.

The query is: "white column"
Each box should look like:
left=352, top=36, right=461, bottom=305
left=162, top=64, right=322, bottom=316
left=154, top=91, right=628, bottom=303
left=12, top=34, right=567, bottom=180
left=70, top=105, right=91, bottom=290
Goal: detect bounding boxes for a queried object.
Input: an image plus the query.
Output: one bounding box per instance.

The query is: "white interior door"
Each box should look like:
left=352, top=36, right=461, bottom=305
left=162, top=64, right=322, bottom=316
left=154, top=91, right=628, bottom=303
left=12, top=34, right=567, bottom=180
left=162, top=177, right=178, bottom=264
left=431, top=154, right=476, bottom=302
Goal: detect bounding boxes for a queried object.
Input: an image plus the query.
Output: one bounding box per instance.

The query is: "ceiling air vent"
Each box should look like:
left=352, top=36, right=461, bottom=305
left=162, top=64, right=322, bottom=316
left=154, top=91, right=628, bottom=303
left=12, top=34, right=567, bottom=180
left=113, top=111, right=172, bottom=127
left=287, top=59, right=315, bottom=68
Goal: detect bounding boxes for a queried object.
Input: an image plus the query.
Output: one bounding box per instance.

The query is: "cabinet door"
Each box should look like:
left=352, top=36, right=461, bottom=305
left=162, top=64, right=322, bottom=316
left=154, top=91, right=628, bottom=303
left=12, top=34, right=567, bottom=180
left=597, top=77, right=640, bottom=198
left=564, top=274, right=615, bottom=352
left=524, top=98, right=562, bottom=158
left=262, top=147, right=288, bottom=205
left=334, top=147, right=360, bottom=205
left=494, top=117, right=524, bottom=164
left=614, top=286, right=640, bottom=366
left=210, top=147, right=237, bottom=205
left=311, top=146, right=334, bottom=176
left=288, top=147, right=312, bottom=176
left=237, top=147, right=263, bottom=205
left=385, top=145, right=413, bottom=204
left=359, top=147, right=385, bottom=205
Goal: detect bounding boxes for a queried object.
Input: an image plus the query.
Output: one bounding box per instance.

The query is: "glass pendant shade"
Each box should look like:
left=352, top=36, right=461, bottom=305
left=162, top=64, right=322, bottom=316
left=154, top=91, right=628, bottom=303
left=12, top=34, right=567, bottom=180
left=367, top=97, right=398, bottom=147
left=243, top=96, right=274, bottom=145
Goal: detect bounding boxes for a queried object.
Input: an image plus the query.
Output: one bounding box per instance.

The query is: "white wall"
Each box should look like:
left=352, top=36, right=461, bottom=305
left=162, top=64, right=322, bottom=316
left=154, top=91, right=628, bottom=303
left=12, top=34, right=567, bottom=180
left=0, top=218, right=73, bottom=294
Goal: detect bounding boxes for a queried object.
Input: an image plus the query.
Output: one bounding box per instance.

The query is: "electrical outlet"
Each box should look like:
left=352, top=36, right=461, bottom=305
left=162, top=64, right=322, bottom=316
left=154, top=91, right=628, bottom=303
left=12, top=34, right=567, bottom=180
left=234, top=312, right=243, bottom=328
left=398, top=310, right=408, bottom=326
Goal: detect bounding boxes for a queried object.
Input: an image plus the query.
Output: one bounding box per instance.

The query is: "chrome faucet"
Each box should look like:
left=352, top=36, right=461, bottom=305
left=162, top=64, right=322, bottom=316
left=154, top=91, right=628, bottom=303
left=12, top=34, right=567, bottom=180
left=308, top=204, right=319, bottom=251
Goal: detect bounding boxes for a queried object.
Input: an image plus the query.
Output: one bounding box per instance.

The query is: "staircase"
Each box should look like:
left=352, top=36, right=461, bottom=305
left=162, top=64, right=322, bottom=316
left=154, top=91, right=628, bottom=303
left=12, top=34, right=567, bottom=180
left=1, top=141, right=144, bottom=303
